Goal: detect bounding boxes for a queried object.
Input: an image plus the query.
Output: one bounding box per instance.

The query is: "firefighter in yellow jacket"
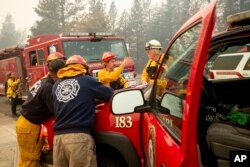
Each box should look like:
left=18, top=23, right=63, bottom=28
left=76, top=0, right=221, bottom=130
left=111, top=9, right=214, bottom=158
left=141, top=40, right=174, bottom=95
left=98, top=52, right=132, bottom=90
left=7, top=73, right=20, bottom=116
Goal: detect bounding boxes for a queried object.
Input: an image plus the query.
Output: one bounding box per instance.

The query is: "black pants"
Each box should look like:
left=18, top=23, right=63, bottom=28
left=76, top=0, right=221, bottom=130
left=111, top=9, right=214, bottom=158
left=10, top=96, right=18, bottom=115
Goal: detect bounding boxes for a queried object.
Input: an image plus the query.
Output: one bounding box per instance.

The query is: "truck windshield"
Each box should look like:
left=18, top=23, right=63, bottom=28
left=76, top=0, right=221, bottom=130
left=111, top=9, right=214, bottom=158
left=62, top=40, right=128, bottom=62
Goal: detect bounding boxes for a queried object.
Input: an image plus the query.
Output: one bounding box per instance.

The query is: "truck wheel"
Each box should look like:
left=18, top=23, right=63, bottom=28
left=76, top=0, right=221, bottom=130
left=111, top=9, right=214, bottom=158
left=97, top=145, right=127, bottom=167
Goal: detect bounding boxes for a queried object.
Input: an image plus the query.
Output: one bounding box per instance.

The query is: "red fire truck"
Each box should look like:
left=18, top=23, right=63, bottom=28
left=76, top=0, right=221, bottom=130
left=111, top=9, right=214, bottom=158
left=0, top=32, right=136, bottom=96
left=0, top=46, right=26, bottom=95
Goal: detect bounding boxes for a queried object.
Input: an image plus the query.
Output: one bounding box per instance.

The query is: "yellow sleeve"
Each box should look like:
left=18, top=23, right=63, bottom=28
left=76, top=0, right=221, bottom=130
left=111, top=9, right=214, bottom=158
left=141, top=60, right=151, bottom=82
left=98, top=65, right=124, bottom=86
left=166, top=55, right=174, bottom=67
left=7, top=79, right=14, bottom=87
left=120, top=76, right=128, bottom=88
left=155, top=78, right=168, bottom=96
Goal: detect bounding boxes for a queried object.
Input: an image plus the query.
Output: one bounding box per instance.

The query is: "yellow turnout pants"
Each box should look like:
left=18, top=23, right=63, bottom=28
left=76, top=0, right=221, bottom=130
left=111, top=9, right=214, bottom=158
left=16, top=115, right=43, bottom=167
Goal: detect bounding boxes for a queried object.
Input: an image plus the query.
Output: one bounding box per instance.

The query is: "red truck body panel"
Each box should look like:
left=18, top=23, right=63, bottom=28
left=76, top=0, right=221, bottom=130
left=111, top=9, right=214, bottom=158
left=0, top=47, right=26, bottom=95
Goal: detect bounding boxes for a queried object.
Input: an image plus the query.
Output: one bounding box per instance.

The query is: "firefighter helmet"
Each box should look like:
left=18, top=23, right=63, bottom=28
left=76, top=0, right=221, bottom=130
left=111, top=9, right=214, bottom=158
left=145, top=40, right=162, bottom=50
left=66, top=55, right=87, bottom=66
left=47, top=52, right=66, bottom=63
left=102, top=52, right=116, bottom=62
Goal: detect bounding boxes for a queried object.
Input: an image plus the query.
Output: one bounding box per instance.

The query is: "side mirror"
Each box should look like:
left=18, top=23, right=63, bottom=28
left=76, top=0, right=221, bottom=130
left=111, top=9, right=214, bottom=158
left=111, top=89, right=145, bottom=115
left=160, top=92, right=183, bottom=118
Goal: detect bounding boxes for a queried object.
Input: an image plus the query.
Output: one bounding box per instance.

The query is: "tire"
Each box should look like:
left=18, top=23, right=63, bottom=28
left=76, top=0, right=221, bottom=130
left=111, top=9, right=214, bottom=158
left=97, top=145, right=127, bottom=167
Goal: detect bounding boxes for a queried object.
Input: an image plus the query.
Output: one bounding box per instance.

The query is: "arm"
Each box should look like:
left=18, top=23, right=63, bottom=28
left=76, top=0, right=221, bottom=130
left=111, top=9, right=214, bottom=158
left=40, top=84, right=54, bottom=114
left=141, top=60, right=151, bottom=83
left=120, top=76, right=128, bottom=88
left=7, top=78, right=20, bottom=89
left=98, top=65, right=124, bottom=83
left=90, top=77, right=114, bottom=101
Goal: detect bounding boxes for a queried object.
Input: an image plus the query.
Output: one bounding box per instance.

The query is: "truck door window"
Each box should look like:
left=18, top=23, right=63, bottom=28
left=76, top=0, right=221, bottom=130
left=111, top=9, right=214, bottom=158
left=212, top=55, right=243, bottom=70
left=153, top=23, right=202, bottom=142
left=29, top=51, right=37, bottom=66
left=37, top=49, right=45, bottom=65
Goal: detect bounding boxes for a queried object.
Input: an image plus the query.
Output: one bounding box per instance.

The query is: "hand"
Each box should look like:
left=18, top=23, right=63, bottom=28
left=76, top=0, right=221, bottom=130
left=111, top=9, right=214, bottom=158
left=42, top=145, right=50, bottom=154
left=122, top=57, right=134, bottom=67
left=161, top=64, right=168, bottom=72
left=142, top=80, right=148, bottom=85
left=133, top=71, right=137, bottom=78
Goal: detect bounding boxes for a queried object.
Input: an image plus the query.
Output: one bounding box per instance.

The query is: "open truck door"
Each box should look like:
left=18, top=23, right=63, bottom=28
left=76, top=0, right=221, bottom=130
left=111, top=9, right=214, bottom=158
left=140, top=1, right=216, bottom=167
left=111, top=1, right=216, bottom=167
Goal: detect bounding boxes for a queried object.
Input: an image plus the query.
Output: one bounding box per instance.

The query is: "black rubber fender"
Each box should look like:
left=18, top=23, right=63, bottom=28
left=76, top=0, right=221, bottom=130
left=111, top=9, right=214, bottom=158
left=93, top=132, right=141, bottom=167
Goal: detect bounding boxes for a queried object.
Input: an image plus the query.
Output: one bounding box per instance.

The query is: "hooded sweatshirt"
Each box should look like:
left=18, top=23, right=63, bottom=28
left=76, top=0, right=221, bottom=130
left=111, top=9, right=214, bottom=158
left=52, top=64, right=114, bottom=135
left=21, top=75, right=54, bottom=124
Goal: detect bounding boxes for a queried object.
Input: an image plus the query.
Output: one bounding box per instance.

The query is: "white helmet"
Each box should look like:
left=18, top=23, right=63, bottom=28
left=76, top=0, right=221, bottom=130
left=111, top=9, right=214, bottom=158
left=145, top=40, right=162, bottom=50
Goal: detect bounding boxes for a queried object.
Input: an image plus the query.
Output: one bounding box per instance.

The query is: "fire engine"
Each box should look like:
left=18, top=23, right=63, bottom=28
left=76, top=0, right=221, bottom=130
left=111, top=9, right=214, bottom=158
left=0, top=32, right=136, bottom=96
left=0, top=46, right=26, bottom=95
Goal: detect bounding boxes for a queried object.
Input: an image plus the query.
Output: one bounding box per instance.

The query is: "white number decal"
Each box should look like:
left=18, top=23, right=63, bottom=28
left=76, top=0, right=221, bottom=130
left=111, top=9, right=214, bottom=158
left=115, top=116, right=132, bottom=128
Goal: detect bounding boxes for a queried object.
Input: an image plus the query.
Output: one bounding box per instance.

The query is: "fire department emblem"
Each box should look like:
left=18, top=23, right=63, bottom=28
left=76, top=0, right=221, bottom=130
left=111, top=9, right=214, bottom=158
left=148, top=125, right=156, bottom=167
left=56, top=79, right=80, bottom=102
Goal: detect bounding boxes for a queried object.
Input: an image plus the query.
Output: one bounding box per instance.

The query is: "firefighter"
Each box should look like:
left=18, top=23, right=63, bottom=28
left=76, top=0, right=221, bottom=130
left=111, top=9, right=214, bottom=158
left=5, top=72, right=12, bottom=96
left=141, top=40, right=164, bottom=84
left=16, top=52, right=66, bottom=167
left=52, top=55, right=113, bottom=167
left=98, top=51, right=132, bottom=90
left=141, top=40, right=173, bottom=95
left=6, top=72, right=21, bottom=116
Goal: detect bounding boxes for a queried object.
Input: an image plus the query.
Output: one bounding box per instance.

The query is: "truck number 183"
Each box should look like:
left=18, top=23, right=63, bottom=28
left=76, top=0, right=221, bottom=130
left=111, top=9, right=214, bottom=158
left=115, top=116, right=132, bottom=128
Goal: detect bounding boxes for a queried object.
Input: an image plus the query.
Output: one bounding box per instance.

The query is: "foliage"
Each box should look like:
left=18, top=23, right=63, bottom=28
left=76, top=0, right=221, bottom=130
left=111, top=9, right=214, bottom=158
left=115, top=10, right=131, bottom=40
left=27, top=0, right=250, bottom=71
left=76, top=0, right=108, bottom=32
left=30, top=0, right=85, bottom=35
left=108, top=1, right=118, bottom=32
left=2, top=0, right=250, bottom=71
left=0, top=14, right=22, bottom=49
left=127, top=0, right=146, bottom=70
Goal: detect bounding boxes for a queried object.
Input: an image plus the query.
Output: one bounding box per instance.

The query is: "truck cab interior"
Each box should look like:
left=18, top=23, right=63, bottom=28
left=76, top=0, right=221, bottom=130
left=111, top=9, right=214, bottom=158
left=198, top=30, right=250, bottom=167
